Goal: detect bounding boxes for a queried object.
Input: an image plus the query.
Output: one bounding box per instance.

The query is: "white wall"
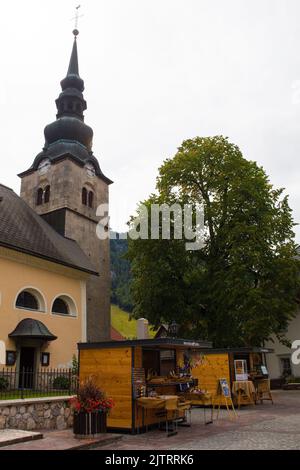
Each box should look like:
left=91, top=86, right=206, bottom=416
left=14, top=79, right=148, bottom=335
left=137, top=318, right=149, bottom=339
left=266, top=309, right=300, bottom=379
left=0, top=340, right=5, bottom=365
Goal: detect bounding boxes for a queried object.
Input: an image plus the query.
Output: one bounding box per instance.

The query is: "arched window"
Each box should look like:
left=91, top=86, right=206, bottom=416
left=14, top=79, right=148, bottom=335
left=51, top=296, right=77, bottom=317
left=88, top=191, right=94, bottom=208
left=44, top=185, right=50, bottom=203
left=52, top=298, right=69, bottom=315
left=36, top=188, right=43, bottom=206
left=82, top=187, right=87, bottom=205
left=16, top=291, right=39, bottom=310
left=15, top=288, right=46, bottom=312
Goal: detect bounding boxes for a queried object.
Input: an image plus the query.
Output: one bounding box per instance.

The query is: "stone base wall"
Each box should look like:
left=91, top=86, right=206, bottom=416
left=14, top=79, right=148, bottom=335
left=0, top=396, right=73, bottom=431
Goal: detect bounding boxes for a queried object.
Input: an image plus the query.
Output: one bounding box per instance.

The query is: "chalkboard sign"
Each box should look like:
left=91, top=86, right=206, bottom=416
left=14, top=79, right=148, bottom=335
left=219, top=378, right=230, bottom=397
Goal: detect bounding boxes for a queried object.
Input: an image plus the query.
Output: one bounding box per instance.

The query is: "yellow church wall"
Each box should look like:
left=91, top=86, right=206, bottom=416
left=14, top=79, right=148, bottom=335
left=0, top=247, right=88, bottom=369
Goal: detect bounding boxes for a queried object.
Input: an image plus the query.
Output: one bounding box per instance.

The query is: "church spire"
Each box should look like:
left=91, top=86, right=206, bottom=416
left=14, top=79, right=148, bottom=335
left=42, top=29, right=91, bottom=151
left=60, top=30, right=84, bottom=94
left=19, top=24, right=112, bottom=185
left=67, top=33, right=79, bottom=76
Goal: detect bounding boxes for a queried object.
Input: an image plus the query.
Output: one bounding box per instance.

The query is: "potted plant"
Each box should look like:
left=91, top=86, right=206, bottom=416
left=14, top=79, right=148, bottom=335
left=70, top=376, right=114, bottom=438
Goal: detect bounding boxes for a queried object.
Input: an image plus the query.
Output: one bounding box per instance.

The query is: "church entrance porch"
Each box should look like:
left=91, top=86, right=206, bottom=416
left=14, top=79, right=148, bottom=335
left=8, top=318, right=58, bottom=391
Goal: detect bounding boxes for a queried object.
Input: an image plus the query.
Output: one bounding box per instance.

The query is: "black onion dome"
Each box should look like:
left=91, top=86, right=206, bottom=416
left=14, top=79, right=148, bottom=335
left=44, top=117, right=93, bottom=151
left=60, top=74, right=84, bottom=92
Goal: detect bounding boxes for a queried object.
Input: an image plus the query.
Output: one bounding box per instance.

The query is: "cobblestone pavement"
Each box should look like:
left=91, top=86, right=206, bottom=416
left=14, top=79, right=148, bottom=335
left=97, top=390, right=300, bottom=450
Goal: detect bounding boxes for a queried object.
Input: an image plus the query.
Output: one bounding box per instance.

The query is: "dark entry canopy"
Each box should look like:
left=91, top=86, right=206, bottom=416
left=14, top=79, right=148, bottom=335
left=9, top=318, right=57, bottom=341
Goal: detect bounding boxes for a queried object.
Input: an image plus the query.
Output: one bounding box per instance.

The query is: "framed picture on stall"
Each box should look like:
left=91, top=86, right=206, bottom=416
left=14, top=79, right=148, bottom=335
left=234, top=359, right=248, bottom=381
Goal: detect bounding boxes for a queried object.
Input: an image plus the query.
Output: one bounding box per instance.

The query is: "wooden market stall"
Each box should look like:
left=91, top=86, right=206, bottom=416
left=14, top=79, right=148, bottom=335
left=190, top=347, right=273, bottom=407
left=78, top=339, right=274, bottom=433
left=78, top=338, right=212, bottom=433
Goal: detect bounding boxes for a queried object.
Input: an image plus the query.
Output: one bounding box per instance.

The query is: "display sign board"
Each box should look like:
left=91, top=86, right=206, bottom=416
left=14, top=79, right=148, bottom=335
left=219, top=378, right=231, bottom=397
left=260, top=365, right=268, bottom=376
left=214, top=378, right=237, bottom=420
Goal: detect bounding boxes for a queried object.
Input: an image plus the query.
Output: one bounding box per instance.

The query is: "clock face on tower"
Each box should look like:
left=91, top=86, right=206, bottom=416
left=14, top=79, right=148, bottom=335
left=38, top=158, right=51, bottom=175
left=85, top=162, right=96, bottom=178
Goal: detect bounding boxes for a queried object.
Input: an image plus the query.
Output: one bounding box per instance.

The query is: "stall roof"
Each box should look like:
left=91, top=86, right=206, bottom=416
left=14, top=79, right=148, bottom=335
left=205, top=347, right=274, bottom=354
left=78, top=337, right=213, bottom=350
left=78, top=339, right=273, bottom=354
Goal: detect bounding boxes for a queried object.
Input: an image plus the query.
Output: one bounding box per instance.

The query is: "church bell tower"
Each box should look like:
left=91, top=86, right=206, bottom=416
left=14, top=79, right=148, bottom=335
left=18, top=29, right=112, bottom=342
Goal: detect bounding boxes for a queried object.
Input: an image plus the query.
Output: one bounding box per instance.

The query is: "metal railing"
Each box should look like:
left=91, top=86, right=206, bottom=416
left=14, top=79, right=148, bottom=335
left=0, top=367, right=78, bottom=400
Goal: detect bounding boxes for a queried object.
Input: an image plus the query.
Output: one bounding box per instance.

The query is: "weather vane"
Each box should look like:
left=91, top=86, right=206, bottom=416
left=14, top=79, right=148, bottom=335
left=72, top=5, right=83, bottom=37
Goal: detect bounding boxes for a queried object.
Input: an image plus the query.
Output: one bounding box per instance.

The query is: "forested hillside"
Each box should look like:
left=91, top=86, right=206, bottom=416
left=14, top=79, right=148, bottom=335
left=110, top=234, right=133, bottom=312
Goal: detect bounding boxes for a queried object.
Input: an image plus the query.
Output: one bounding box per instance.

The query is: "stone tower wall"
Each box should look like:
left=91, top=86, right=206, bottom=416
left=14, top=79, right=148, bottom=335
left=20, top=158, right=110, bottom=342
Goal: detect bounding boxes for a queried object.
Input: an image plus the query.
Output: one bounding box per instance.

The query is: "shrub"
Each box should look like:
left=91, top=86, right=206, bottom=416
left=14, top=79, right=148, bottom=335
left=52, top=376, right=70, bottom=390
left=71, top=354, right=79, bottom=376
left=0, top=376, right=9, bottom=391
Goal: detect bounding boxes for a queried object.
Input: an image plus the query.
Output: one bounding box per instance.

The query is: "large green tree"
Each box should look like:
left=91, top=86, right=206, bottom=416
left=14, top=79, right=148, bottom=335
left=127, top=136, right=300, bottom=347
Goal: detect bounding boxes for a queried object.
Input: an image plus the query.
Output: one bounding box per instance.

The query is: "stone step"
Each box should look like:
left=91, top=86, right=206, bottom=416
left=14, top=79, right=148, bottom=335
left=0, top=429, right=123, bottom=450
left=0, top=429, right=43, bottom=448
left=68, top=433, right=123, bottom=450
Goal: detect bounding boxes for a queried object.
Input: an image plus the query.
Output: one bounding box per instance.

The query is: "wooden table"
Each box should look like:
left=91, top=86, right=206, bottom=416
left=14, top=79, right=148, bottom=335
left=179, top=392, right=213, bottom=424
left=232, top=380, right=256, bottom=408
left=136, top=395, right=180, bottom=436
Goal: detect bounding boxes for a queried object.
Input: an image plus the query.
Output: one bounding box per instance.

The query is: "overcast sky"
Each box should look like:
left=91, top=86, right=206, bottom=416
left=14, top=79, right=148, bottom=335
left=1, top=0, right=300, bottom=239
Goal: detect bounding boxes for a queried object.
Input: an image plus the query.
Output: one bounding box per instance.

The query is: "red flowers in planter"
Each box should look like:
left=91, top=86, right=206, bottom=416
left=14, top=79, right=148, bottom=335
left=69, top=377, right=114, bottom=413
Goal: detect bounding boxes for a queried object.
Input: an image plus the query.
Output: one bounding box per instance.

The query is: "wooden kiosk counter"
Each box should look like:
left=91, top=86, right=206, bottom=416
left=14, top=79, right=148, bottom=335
left=78, top=339, right=272, bottom=433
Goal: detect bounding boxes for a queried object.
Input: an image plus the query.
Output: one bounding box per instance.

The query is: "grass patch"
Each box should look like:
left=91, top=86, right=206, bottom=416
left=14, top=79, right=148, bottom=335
left=111, top=304, right=156, bottom=339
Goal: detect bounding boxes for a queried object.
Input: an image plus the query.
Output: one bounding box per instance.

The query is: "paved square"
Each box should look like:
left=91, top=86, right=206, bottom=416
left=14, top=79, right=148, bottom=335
left=97, top=390, right=300, bottom=450
left=1, top=390, right=299, bottom=450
